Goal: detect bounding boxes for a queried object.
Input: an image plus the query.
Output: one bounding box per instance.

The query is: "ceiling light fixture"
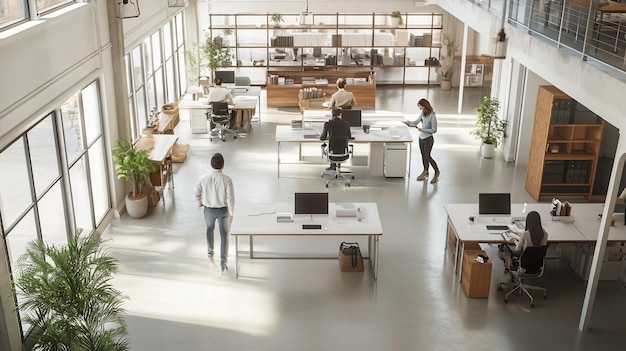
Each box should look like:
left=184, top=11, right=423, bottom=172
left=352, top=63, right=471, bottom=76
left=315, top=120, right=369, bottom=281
left=299, top=0, right=313, bottom=25
left=117, top=0, right=140, bottom=19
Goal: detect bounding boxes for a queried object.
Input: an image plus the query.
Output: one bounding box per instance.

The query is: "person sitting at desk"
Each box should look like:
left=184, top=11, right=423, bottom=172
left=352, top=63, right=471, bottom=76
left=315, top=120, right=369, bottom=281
left=499, top=211, right=549, bottom=271
left=329, top=78, right=357, bottom=109
left=207, top=77, right=236, bottom=128
left=320, top=108, right=352, bottom=171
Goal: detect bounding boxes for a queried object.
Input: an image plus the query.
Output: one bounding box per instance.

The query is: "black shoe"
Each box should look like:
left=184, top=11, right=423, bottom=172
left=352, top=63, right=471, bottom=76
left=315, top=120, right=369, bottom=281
left=325, top=165, right=336, bottom=171
left=208, top=250, right=214, bottom=258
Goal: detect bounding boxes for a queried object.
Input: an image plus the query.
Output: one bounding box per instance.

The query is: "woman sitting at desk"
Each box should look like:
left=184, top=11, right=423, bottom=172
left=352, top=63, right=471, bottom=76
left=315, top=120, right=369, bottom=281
left=500, top=211, right=548, bottom=270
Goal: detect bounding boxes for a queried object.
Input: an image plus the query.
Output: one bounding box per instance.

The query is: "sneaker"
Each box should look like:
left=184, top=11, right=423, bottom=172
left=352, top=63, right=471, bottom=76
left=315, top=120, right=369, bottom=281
left=220, top=266, right=228, bottom=275
left=325, top=165, right=336, bottom=171
left=208, top=250, right=214, bottom=258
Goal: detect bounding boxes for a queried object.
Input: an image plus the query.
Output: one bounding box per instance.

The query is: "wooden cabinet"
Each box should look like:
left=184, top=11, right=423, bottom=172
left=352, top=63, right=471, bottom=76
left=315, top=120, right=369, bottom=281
left=208, top=12, right=444, bottom=85
left=525, top=86, right=604, bottom=200
left=461, top=249, right=492, bottom=298
left=266, top=70, right=376, bottom=108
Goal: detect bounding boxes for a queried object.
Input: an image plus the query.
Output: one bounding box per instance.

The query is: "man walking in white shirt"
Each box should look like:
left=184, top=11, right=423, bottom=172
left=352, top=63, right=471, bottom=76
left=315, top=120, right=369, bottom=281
left=194, top=153, right=235, bottom=274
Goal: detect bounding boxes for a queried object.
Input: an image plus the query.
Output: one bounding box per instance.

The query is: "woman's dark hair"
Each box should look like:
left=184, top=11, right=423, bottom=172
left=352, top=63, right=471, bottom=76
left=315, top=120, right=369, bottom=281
left=332, top=108, right=342, bottom=118
left=418, top=98, right=433, bottom=115
left=214, top=77, right=223, bottom=85
left=211, top=153, right=224, bottom=169
left=525, top=211, right=544, bottom=246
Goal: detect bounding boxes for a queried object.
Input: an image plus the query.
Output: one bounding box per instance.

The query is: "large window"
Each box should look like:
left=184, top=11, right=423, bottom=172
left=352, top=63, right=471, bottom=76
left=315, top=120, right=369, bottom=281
left=0, top=80, right=110, bottom=337
left=126, top=14, right=186, bottom=139
left=1, top=0, right=75, bottom=31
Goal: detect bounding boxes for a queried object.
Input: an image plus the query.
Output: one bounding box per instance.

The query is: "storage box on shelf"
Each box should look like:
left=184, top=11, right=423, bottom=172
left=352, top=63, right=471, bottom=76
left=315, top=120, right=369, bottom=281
left=208, top=12, right=444, bottom=85
left=525, top=86, right=604, bottom=201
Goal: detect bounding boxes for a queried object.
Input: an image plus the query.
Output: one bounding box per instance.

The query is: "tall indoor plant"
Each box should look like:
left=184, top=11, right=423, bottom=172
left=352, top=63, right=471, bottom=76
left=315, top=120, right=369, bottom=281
left=112, top=139, right=156, bottom=218
left=185, top=34, right=232, bottom=86
left=471, top=96, right=508, bottom=158
left=14, top=230, right=129, bottom=350
left=438, top=34, right=457, bottom=90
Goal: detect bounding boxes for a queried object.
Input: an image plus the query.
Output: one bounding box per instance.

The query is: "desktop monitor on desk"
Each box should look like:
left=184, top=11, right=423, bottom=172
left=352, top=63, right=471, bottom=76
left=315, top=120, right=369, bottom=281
left=341, top=109, right=362, bottom=128
left=478, top=193, right=511, bottom=218
left=294, top=192, right=329, bottom=215
left=214, top=70, right=235, bottom=85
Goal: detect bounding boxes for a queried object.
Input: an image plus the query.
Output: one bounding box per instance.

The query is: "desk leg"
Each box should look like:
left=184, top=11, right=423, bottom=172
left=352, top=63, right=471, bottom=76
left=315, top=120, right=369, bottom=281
left=160, top=163, right=166, bottom=204
left=235, top=236, right=239, bottom=278
left=373, top=235, right=379, bottom=280
left=250, top=236, right=254, bottom=259
left=407, top=142, right=412, bottom=177
left=457, top=241, right=465, bottom=282
left=277, top=142, right=281, bottom=177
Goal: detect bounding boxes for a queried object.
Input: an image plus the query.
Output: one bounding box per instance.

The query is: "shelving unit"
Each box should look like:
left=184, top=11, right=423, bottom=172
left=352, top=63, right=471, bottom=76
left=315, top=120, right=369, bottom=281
left=525, top=86, right=604, bottom=200
left=207, top=12, right=444, bottom=87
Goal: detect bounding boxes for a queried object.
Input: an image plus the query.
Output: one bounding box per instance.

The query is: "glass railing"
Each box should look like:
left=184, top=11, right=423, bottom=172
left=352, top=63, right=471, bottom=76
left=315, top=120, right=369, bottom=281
left=468, top=0, right=626, bottom=74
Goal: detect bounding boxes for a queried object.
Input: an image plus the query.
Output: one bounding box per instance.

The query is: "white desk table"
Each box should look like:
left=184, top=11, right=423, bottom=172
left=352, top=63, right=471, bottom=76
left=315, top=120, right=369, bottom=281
left=179, top=88, right=261, bottom=134
left=444, top=203, right=591, bottom=280
left=275, top=124, right=412, bottom=177
left=230, top=202, right=383, bottom=279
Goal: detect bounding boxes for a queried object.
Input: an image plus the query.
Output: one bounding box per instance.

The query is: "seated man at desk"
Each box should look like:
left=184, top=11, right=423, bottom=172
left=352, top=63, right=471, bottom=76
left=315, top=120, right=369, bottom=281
left=320, top=108, right=352, bottom=171
left=329, top=78, right=357, bottom=110
left=207, top=77, right=236, bottom=128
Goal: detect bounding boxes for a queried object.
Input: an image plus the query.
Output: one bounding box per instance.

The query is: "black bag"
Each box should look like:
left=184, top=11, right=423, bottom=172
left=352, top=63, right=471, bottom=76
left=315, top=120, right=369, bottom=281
left=338, top=242, right=364, bottom=272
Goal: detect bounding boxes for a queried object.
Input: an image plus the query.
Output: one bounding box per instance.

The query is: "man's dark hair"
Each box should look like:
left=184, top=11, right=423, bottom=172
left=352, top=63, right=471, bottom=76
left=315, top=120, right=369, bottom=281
left=211, top=153, right=225, bottom=169
left=332, top=108, right=342, bottom=118
left=214, top=77, right=223, bottom=86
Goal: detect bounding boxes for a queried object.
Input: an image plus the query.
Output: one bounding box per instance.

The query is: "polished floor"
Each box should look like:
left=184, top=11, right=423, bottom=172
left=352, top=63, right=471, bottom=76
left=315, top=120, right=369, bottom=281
left=105, top=86, right=626, bottom=351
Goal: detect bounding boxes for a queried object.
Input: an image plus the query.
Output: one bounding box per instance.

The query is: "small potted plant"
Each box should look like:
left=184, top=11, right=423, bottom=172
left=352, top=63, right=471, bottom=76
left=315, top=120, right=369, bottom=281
left=112, top=139, right=157, bottom=218
left=271, top=13, right=284, bottom=27
left=470, top=96, right=508, bottom=158
left=390, top=11, right=404, bottom=27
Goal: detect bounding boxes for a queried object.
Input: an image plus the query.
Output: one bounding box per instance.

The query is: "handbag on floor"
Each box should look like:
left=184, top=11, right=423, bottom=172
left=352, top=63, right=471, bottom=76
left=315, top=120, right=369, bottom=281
left=338, top=242, right=364, bottom=272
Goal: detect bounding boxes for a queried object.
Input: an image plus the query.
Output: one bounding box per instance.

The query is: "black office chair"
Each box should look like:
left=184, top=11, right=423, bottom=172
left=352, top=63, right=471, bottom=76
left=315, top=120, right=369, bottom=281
left=207, top=102, right=237, bottom=142
left=498, top=245, right=548, bottom=307
left=321, top=135, right=354, bottom=187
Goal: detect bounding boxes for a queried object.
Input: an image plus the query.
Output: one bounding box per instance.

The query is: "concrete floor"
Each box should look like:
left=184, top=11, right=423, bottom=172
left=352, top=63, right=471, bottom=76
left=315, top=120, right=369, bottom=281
left=105, top=86, right=626, bottom=351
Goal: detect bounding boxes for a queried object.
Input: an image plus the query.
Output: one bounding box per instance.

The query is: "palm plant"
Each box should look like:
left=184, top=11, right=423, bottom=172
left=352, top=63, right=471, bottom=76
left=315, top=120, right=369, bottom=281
left=14, top=230, right=129, bottom=350
left=112, top=139, right=156, bottom=200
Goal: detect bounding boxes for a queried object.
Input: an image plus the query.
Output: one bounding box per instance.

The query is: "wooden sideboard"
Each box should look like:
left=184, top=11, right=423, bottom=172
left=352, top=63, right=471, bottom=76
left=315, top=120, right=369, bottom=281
left=266, top=70, right=376, bottom=108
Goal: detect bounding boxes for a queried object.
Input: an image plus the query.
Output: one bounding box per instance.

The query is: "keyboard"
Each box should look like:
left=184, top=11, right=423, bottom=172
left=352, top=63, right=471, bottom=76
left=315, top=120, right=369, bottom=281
left=486, top=225, right=510, bottom=231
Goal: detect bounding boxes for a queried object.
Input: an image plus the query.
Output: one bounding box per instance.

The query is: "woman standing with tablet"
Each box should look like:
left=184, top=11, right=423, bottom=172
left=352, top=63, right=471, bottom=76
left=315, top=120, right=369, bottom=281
left=404, top=98, right=440, bottom=183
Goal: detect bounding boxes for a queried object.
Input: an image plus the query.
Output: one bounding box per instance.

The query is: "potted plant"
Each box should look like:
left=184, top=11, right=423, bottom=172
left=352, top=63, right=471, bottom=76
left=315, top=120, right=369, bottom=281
left=14, top=230, right=129, bottom=350
left=185, top=35, right=232, bottom=86
left=471, top=96, right=508, bottom=158
left=390, top=11, right=404, bottom=27
left=438, top=34, right=457, bottom=90
left=271, top=13, right=284, bottom=27
left=112, top=139, right=157, bottom=218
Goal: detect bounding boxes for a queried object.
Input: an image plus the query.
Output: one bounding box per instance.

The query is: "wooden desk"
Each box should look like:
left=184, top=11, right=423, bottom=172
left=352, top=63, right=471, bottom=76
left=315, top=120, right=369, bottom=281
left=135, top=135, right=178, bottom=203
left=230, top=202, right=383, bottom=279
left=275, top=124, right=412, bottom=177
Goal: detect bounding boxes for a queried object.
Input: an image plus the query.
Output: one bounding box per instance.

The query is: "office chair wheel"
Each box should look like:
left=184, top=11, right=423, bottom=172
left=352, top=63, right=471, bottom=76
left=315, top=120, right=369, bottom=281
left=351, top=176, right=355, bottom=179
left=504, top=298, right=509, bottom=304
left=346, top=183, right=350, bottom=187
left=325, top=184, right=329, bottom=188
left=497, top=286, right=503, bottom=291
left=530, top=303, right=535, bottom=308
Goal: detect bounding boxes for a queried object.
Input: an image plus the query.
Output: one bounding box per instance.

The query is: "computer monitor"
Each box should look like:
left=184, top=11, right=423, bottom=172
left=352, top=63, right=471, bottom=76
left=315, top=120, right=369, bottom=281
left=214, top=70, right=235, bottom=84
left=294, top=192, right=329, bottom=215
left=478, top=193, right=511, bottom=216
left=341, top=109, right=362, bottom=127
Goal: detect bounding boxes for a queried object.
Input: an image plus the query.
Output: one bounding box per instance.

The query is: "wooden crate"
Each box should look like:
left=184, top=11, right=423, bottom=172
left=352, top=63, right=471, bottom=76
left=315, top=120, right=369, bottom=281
left=461, top=249, right=492, bottom=298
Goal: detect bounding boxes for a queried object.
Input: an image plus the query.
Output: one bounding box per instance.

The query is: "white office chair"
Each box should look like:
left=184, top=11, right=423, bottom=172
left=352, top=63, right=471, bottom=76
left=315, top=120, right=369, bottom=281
left=207, top=102, right=237, bottom=142
left=321, top=136, right=354, bottom=187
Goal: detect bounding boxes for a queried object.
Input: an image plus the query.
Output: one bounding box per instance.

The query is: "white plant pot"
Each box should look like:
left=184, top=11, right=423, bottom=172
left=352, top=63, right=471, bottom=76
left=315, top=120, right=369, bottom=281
left=126, top=194, right=148, bottom=218
left=481, top=143, right=496, bottom=159
left=440, top=80, right=452, bottom=90
left=391, top=18, right=401, bottom=27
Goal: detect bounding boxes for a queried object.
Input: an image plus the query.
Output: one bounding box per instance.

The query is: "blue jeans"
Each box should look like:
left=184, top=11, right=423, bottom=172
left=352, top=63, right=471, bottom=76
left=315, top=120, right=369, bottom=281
left=203, top=206, right=230, bottom=269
